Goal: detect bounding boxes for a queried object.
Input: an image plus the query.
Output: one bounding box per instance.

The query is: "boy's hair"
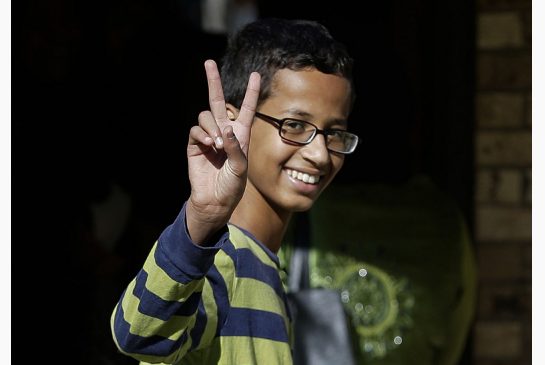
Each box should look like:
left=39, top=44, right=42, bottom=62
left=221, top=18, right=355, bottom=109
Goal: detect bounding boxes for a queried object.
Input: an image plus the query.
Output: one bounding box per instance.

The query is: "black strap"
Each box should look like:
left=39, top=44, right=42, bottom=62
left=287, top=212, right=358, bottom=365
left=288, top=212, right=311, bottom=291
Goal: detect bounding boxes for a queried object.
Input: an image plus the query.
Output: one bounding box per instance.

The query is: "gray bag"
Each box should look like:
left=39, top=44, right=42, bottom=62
left=287, top=213, right=357, bottom=365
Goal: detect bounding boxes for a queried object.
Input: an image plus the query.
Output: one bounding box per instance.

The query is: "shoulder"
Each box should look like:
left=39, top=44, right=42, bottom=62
left=226, top=225, right=279, bottom=270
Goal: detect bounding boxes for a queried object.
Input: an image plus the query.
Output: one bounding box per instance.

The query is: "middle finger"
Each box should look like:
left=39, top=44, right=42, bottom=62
left=204, top=60, right=228, bottom=122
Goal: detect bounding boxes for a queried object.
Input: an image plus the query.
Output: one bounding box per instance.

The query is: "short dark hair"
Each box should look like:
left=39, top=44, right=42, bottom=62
left=221, top=18, right=355, bottom=109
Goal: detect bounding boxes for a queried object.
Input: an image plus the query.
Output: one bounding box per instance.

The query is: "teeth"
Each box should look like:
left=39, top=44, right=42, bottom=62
left=286, top=169, right=320, bottom=184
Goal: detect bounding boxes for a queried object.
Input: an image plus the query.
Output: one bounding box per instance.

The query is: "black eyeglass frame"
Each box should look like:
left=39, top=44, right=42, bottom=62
left=254, top=111, right=360, bottom=154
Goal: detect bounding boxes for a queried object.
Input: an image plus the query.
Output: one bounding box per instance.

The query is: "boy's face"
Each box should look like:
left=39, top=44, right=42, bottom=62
left=246, top=68, right=352, bottom=213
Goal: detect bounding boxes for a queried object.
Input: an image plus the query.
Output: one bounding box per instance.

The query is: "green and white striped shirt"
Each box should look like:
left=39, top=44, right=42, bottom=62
left=111, top=203, right=293, bottom=364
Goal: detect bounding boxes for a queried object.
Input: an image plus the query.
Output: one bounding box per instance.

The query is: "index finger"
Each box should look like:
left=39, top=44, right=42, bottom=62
left=237, top=72, right=261, bottom=126
left=204, top=60, right=228, bottom=121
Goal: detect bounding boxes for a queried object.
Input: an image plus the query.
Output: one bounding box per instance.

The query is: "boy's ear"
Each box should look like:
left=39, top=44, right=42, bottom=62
left=226, top=103, right=239, bottom=121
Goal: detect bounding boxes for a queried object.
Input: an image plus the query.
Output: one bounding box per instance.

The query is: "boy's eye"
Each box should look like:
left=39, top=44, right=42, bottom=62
left=282, top=120, right=308, bottom=133
left=329, top=130, right=344, bottom=138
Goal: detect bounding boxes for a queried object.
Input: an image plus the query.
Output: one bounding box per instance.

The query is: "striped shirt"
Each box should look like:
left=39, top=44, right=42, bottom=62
left=111, top=203, right=293, bottom=364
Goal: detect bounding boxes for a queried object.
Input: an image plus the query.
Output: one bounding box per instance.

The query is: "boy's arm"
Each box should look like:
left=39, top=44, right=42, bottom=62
left=111, top=60, right=259, bottom=363
left=111, top=203, right=229, bottom=364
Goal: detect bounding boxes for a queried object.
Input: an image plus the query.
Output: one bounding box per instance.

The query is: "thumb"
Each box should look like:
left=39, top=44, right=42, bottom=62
left=222, top=126, right=247, bottom=177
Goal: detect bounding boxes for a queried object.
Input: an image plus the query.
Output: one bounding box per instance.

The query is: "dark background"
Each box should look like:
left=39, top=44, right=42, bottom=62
left=13, top=0, right=475, bottom=363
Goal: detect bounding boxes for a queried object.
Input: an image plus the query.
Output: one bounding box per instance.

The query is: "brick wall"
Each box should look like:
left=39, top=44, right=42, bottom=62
left=474, top=0, right=531, bottom=363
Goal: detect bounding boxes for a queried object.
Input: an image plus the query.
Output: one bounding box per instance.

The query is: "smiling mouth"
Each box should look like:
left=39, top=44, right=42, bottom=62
left=285, top=168, right=321, bottom=185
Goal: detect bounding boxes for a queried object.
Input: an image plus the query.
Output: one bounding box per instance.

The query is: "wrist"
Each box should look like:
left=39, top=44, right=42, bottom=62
left=186, top=199, right=231, bottom=245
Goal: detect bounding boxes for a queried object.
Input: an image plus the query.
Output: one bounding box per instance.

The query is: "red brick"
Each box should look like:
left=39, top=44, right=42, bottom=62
left=476, top=131, right=531, bottom=166
left=478, top=283, right=531, bottom=318
left=477, top=53, right=531, bottom=90
left=478, top=12, right=524, bottom=49
left=476, top=243, right=523, bottom=281
left=474, top=321, right=523, bottom=358
left=476, top=206, right=531, bottom=241
left=525, top=91, right=532, bottom=126
left=521, top=10, right=532, bottom=46
left=475, top=168, right=524, bottom=203
left=478, top=0, right=531, bottom=10
left=477, top=92, right=525, bottom=128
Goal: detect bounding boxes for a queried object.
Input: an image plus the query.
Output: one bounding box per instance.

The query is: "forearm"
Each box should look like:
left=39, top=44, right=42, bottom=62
left=111, top=203, right=229, bottom=363
left=186, top=197, right=233, bottom=245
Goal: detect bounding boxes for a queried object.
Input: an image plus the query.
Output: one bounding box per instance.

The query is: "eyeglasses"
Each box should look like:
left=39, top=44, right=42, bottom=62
left=254, top=111, right=360, bottom=154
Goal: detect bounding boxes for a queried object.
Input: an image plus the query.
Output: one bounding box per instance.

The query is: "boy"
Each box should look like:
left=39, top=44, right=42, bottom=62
left=111, top=18, right=359, bottom=364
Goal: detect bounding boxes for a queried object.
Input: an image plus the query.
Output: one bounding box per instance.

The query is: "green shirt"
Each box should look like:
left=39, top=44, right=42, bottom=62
left=111, top=204, right=292, bottom=364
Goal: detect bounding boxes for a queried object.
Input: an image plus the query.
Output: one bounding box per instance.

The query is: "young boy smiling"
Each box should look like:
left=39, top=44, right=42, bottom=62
left=111, top=18, right=359, bottom=364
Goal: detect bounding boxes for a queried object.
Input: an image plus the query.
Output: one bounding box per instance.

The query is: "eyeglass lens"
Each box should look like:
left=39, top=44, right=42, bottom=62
left=280, top=119, right=358, bottom=153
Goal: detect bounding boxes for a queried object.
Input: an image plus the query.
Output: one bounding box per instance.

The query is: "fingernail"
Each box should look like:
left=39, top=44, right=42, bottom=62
left=227, top=129, right=236, bottom=140
left=205, top=137, right=213, bottom=144
left=215, top=136, right=224, bottom=147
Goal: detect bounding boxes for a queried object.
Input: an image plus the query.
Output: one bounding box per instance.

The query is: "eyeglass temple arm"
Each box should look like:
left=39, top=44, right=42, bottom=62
left=254, top=112, right=281, bottom=126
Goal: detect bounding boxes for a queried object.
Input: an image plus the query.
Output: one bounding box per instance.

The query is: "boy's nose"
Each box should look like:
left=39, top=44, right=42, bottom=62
left=300, top=134, right=330, bottom=167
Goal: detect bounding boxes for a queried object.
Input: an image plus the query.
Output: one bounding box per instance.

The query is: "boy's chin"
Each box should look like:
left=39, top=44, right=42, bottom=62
left=269, top=191, right=321, bottom=214
left=284, top=197, right=316, bottom=213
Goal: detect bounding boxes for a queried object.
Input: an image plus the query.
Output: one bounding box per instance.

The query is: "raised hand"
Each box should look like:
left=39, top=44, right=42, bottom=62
left=186, top=60, right=260, bottom=245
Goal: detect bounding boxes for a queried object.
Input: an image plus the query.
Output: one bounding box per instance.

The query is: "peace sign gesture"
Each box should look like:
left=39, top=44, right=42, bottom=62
left=186, top=60, right=261, bottom=245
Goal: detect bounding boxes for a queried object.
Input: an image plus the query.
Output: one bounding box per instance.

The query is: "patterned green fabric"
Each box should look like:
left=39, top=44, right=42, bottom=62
left=279, top=176, right=477, bottom=365
left=111, top=210, right=292, bottom=365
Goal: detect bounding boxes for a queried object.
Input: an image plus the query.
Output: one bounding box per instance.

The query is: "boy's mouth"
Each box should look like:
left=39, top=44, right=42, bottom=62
left=285, top=168, right=321, bottom=185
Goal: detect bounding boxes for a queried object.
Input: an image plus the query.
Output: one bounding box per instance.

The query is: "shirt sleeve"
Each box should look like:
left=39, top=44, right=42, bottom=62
left=110, top=202, right=230, bottom=364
